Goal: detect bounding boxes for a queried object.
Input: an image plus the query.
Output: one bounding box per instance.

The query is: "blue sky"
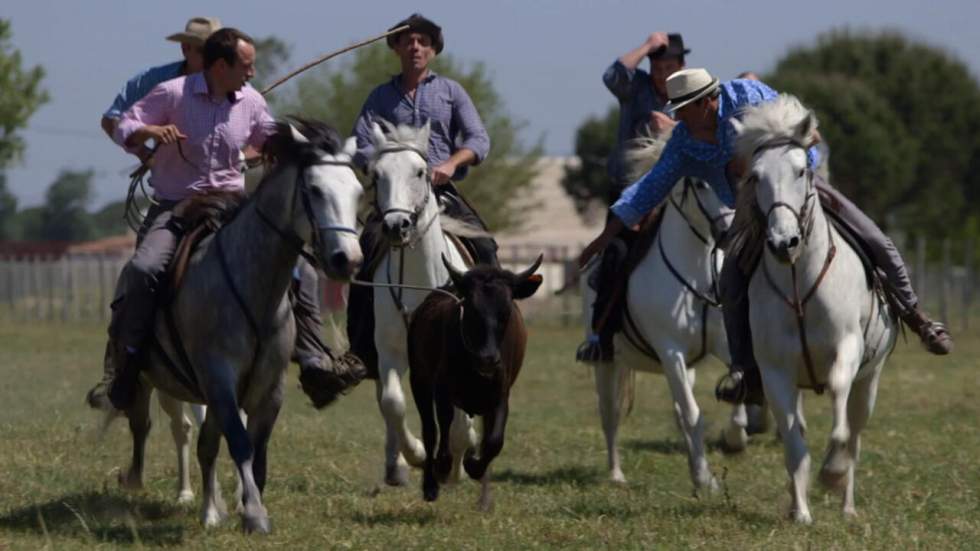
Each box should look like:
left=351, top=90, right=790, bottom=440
left=4, top=0, right=978, bottom=208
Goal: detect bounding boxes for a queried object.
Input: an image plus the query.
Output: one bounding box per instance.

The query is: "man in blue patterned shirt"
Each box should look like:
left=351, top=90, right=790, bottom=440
left=579, top=68, right=952, bottom=405
left=347, top=13, right=494, bottom=378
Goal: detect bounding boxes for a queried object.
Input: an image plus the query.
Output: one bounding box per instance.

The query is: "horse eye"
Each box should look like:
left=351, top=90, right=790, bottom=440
left=416, top=168, right=425, bottom=179
left=798, top=168, right=806, bottom=179
left=310, top=186, right=325, bottom=198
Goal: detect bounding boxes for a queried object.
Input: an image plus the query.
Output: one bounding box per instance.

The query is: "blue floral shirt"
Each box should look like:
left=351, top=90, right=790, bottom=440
left=610, top=78, right=820, bottom=226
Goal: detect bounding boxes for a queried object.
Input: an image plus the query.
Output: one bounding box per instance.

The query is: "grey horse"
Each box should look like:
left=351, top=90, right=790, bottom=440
left=117, top=119, right=363, bottom=533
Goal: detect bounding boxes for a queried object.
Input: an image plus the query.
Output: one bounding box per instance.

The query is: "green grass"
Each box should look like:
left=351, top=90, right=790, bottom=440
left=1, top=321, right=978, bottom=549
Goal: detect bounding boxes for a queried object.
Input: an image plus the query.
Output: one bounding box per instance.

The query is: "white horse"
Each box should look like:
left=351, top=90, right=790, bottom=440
left=366, top=120, right=478, bottom=486
left=582, top=137, right=749, bottom=490
left=730, top=95, right=898, bottom=523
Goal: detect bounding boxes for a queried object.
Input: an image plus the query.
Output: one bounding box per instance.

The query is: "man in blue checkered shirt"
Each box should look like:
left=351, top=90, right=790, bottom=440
left=347, top=13, right=495, bottom=377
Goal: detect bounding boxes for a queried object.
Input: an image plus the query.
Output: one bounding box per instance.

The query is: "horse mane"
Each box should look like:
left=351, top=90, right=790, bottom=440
left=622, top=130, right=673, bottom=182
left=728, top=95, right=820, bottom=273
left=373, top=119, right=429, bottom=156
left=263, top=117, right=345, bottom=166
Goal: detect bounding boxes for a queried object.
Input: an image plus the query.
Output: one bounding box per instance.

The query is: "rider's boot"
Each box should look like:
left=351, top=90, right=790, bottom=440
left=715, top=253, right=765, bottom=406
left=576, top=238, right=628, bottom=363
left=902, top=306, right=953, bottom=355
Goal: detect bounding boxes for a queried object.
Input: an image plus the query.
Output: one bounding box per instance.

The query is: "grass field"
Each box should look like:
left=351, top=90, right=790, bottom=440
left=1, top=320, right=978, bottom=550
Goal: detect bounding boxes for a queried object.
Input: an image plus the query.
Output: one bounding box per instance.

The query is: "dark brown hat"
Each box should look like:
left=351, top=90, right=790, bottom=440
left=387, top=13, right=444, bottom=54
left=649, top=33, right=691, bottom=60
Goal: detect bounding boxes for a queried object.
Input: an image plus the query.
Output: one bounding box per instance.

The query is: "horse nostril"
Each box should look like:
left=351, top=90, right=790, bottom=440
left=788, top=236, right=800, bottom=249
left=400, top=218, right=411, bottom=230
left=330, top=251, right=349, bottom=270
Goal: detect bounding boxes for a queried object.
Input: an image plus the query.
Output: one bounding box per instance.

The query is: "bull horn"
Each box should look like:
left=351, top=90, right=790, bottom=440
left=441, top=253, right=466, bottom=283
left=289, top=123, right=310, bottom=144
left=514, top=253, right=544, bottom=281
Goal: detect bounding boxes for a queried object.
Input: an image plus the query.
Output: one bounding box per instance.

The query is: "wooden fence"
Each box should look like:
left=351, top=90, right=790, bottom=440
left=0, top=236, right=975, bottom=331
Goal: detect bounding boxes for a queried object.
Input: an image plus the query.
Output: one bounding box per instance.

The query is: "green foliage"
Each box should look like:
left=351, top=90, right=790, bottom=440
left=37, top=169, right=95, bottom=241
left=90, top=199, right=129, bottom=238
left=0, top=172, right=18, bottom=239
left=768, top=29, right=980, bottom=239
left=0, top=19, right=48, bottom=169
left=272, top=42, right=542, bottom=231
left=252, top=35, right=292, bottom=91
left=560, top=105, right=618, bottom=217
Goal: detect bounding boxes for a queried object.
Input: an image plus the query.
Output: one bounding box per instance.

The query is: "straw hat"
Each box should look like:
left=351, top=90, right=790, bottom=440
left=664, top=68, right=720, bottom=112
left=166, top=17, right=222, bottom=46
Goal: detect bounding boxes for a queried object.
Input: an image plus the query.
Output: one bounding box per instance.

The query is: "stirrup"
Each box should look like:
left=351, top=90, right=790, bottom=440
left=575, top=335, right=612, bottom=363
left=715, top=371, right=747, bottom=404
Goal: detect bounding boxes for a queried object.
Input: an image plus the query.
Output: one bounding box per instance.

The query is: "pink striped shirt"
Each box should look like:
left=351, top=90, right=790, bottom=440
left=115, top=73, right=275, bottom=201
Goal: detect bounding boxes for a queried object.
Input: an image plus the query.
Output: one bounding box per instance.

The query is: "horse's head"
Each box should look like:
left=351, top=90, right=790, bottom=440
left=670, top=178, right=734, bottom=243
left=368, top=119, right=433, bottom=246
left=442, top=254, right=543, bottom=376
left=268, top=120, right=364, bottom=280
left=731, top=95, right=819, bottom=264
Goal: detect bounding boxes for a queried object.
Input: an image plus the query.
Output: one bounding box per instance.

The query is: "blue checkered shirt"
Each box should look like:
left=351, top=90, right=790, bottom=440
left=352, top=71, right=490, bottom=180
left=611, top=79, right=821, bottom=226
left=602, top=59, right=669, bottom=184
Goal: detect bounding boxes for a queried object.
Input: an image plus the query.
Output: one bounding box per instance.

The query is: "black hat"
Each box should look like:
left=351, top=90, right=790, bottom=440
left=387, top=13, right=444, bottom=54
left=649, top=33, right=691, bottom=60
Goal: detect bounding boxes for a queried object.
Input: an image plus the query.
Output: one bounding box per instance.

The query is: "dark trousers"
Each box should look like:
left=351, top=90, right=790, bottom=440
left=721, top=179, right=919, bottom=371
left=347, top=185, right=498, bottom=376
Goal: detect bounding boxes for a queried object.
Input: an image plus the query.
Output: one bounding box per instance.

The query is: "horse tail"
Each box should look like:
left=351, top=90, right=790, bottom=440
left=622, top=131, right=673, bottom=182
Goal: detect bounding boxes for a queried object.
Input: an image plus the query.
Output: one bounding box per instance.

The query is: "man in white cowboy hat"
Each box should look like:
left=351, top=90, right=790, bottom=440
left=100, top=17, right=222, bottom=144
left=579, top=68, right=953, bottom=405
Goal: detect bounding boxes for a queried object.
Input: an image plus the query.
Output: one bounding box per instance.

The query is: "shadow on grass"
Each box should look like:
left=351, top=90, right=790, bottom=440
left=0, top=490, right=187, bottom=546
left=494, top=465, right=601, bottom=487
left=349, top=508, right=437, bottom=527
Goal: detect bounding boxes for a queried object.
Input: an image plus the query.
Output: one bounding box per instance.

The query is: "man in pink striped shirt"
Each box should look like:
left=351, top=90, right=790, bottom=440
left=89, top=28, right=272, bottom=410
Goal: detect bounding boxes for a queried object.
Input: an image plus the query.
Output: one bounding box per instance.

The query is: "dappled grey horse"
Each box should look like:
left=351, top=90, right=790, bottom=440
left=115, top=120, right=363, bottom=533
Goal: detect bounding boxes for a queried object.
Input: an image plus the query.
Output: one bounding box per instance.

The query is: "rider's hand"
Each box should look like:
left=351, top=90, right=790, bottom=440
left=145, top=124, right=187, bottom=145
left=431, top=161, right=456, bottom=186
left=645, top=32, right=669, bottom=54
left=649, top=111, right=677, bottom=135
left=578, top=216, right=627, bottom=269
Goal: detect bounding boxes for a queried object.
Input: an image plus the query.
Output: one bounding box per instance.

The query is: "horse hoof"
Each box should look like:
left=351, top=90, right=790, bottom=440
left=463, top=456, right=484, bottom=481
left=117, top=470, right=143, bottom=492
left=201, top=506, right=227, bottom=528
left=818, top=468, right=847, bottom=493
left=176, top=490, right=195, bottom=505
left=696, top=476, right=720, bottom=496
left=385, top=463, right=410, bottom=487
left=842, top=506, right=858, bottom=519
left=423, top=483, right=439, bottom=502
left=477, top=495, right=494, bottom=513
left=792, top=510, right=813, bottom=525
left=719, top=429, right=748, bottom=454
left=241, top=505, right=271, bottom=534
left=610, top=469, right=627, bottom=484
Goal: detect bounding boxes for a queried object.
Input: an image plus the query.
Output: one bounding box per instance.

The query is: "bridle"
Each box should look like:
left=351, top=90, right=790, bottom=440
left=371, top=144, right=437, bottom=248
left=753, top=137, right=836, bottom=394
left=668, top=177, right=734, bottom=246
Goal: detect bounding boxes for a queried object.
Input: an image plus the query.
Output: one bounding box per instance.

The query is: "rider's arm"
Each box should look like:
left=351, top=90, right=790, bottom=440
left=603, top=33, right=668, bottom=99
left=115, top=82, right=176, bottom=151
left=609, top=136, right=686, bottom=227
left=450, top=82, right=490, bottom=166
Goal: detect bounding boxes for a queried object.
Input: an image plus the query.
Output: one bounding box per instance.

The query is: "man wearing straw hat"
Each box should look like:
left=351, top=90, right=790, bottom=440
left=100, top=17, right=222, bottom=145
left=579, top=68, right=952, bottom=405
left=346, top=13, right=494, bottom=377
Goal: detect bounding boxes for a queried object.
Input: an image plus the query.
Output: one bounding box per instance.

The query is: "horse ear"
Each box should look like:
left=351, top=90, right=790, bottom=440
left=441, top=253, right=466, bottom=290
left=417, top=120, right=432, bottom=151
left=729, top=117, right=745, bottom=137
left=342, top=136, right=358, bottom=159
left=370, top=122, right=387, bottom=149
left=511, top=254, right=544, bottom=300
left=289, top=123, right=309, bottom=144
left=795, top=112, right=818, bottom=146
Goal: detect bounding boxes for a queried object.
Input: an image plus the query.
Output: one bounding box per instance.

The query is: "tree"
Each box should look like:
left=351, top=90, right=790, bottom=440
left=252, top=35, right=292, bottom=92
left=0, top=173, right=18, bottom=239
left=768, top=29, right=980, bottom=239
left=271, top=43, right=542, bottom=231
left=0, top=19, right=48, bottom=169
left=560, top=105, right=618, bottom=220
left=38, top=169, right=95, bottom=241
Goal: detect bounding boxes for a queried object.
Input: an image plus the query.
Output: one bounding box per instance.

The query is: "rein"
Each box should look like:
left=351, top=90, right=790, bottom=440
left=755, top=138, right=835, bottom=393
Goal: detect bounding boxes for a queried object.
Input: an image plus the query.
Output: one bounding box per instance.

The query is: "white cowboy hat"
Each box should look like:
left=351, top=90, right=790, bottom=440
left=166, top=17, right=222, bottom=46
left=665, top=68, right=720, bottom=112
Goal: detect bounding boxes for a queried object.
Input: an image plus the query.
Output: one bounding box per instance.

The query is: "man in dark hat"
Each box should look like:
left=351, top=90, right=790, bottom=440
left=347, top=13, right=494, bottom=377
left=577, top=33, right=691, bottom=363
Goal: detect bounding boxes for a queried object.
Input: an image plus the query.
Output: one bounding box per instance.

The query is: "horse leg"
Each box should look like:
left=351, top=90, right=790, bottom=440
left=204, top=369, right=269, bottom=534
left=157, top=393, right=194, bottom=504
left=662, top=349, right=717, bottom=493
left=594, top=360, right=628, bottom=483
left=197, top=407, right=227, bottom=528
left=721, top=402, right=750, bottom=453
left=447, top=408, right=476, bottom=484
left=763, top=367, right=811, bottom=524
left=409, top=370, right=439, bottom=501
left=466, top=402, right=508, bottom=512
left=245, top=388, right=283, bottom=501
left=376, top=354, right=425, bottom=485
left=433, top=384, right=455, bottom=485
left=819, top=340, right=861, bottom=493
left=840, top=365, right=883, bottom=518
left=119, top=382, right=152, bottom=492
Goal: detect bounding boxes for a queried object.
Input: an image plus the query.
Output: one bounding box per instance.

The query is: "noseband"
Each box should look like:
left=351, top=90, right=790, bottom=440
left=754, top=138, right=816, bottom=246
